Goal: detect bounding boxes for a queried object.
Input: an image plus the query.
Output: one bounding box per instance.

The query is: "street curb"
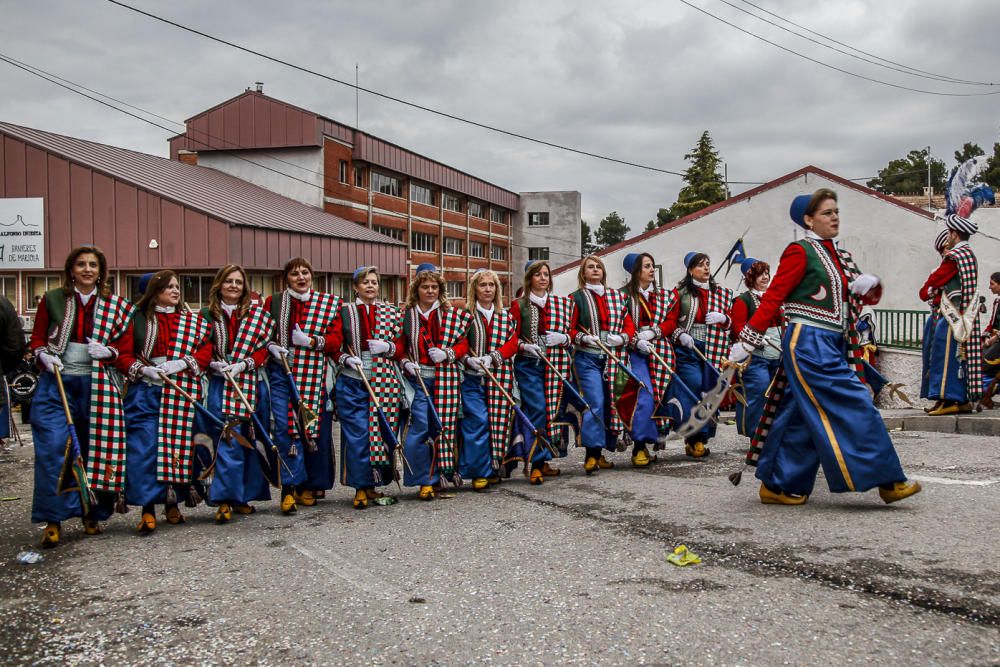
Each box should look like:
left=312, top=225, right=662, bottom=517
left=884, top=413, right=1000, bottom=436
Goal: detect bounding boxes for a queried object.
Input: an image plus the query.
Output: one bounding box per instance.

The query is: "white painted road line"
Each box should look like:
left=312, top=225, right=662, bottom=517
left=909, top=475, right=999, bottom=487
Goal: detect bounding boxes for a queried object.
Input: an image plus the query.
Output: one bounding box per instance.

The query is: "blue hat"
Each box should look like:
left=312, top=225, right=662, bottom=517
left=740, top=257, right=760, bottom=276
left=352, top=266, right=370, bottom=281
left=524, top=260, right=536, bottom=274
left=683, top=252, right=700, bottom=268
left=790, top=194, right=811, bottom=228
left=137, top=272, right=154, bottom=294
left=415, top=263, right=437, bottom=274
left=623, top=253, right=641, bottom=274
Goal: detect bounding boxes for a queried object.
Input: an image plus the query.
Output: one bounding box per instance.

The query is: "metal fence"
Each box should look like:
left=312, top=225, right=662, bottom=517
left=874, top=309, right=928, bottom=351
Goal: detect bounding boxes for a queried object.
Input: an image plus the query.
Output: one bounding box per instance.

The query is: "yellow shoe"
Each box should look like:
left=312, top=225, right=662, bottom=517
left=541, top=463, right=561, bottom=477
left=82, top=517, right=103, bottom=536
left=234, top=504, right=256, bottom=515
left=353, top=489, right=369, bottom=510
left=879, top=481, right=922, bottom=504
left=472, top=478, right=489, bottom=491
left=294, top=490, right=317, bottom=507
left=584, top=456, right=599, bottom=475
left=137, top=512, right=156, bottom=533
left=923, top=400, right=943, bottom=414
left=927, top=402, right=961, bottom=416
left=164, top=505, right=185, bottom=525
left=281, top=494, right=297, bottom=515
left=529, top=469, right=544, bottom=485
left=759, top=483, right=808, bottom=505
left=597, top=455, right=614, bottom=469
left=41, top=522, right=60, bottom=548
left=215, top=503, right=233, bottom=523
left=487, top=475, right=502, bottom=486
left=418, top=485, right=435, bottom=501
left=632, top=448, right=651, bottom=468
left=685, top=441, right=710, bottom=458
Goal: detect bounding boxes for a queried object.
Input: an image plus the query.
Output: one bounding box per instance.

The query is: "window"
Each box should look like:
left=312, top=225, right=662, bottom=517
left=444, top=237, right=465, bottom=255
left=528, top=247, right=549, bottom=261
left=331, top=275, right=354, bottom=301
left=179, top=274, right=213, bottom=311
left=374, top=225, right=404, bottom=242
left=26, top=275, right=61, bottom=311
left=354, top=166, right=365, bottom=188
left=469, top=241, right=485, bottom=258
left=411, top=183, right=434, bottom=205
left=491, top=245, right=507, bottom=261
left=443, top=193, right=462, bottom=212
left=372, top=172, right=401, bottom=197
left=0, top=275, right=17, bottom=308
left=528, top=212, right=549, bottom=227
left=247, top=273, right=275, bottom=303
left=411, top=232, right=437, bottom=253
left=446, top=281, right=466, bottom=298
left=490, top=209, right=504, bottom=224
left=339, top=160, right=348, bottom=184
left=468, top=202, right=483, bottom=218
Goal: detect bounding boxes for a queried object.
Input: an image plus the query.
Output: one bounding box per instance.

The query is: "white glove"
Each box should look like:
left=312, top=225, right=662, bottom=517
left=479, top=355, right=493, bottom=370
left=428, top=347, right=448, bottom=364
left=678, top=332, right=695, bottom=349
left=728, top=342, right=752, bottom=364
left=157, top=359, right=188, bottom=376
left=209, top=361, right=228, bottom=374
left=466, top=356, right=484, bottom=372
left=581, top=335, right=599, bottom=347
left=850, top=273, right=880, bottom=296
left=367, top=339, right=391, bottom=356
left=37, top=351, right=63, bottom=373
left=86, top=337, right=113, bottom=360
left=544, top=332, right=568, bottom=347
left=637, top=329, right=656, bottom=341
left=267, top=342, right=289, bottom=360
left=403, top=360, right=420, bottom=377
left=705, top=311, right=728, bottom=326
left=520, top=343, right=542, bottom=358
left=606, top=333, right=625, bottom=347
left=344, top=356, right=363, bottom=372
left=636, top=339, right=653, bottom=355
left=291, top=325, right=313, bottom=348
left=223, top=361, right=247, bottom=378
left=141, top=365, right=162, bottom=381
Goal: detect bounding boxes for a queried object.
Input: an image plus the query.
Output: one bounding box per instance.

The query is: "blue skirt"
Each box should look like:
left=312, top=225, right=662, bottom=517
left=459, top=374, right=494, bottom=479
left=625, top=351, right=659, bottom=445
left=512, top=356, right=557, bottom=464
left=755, top=324, right=906, bottom=496
left=31, top=372, right=113, bottom=523
left=919, top=313, right=938, bottom=399
left=926, top=316, right=968, bottom=403
left=266, top=362, right=307, bottom=487
left=336, top=373, right=396, bottom=490
left=674, top=342, right=718, bottom=441
left=402, top=376, right=438, bottom=487
left=736, top=355, right=781, bottom=437
left=574, top=352, right=616, bottom=451
left=200, top=376, right=271, bottom=505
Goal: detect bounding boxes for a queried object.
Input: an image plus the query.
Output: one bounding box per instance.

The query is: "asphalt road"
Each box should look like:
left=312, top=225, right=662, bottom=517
left=1, top=418, right=999, bottom=665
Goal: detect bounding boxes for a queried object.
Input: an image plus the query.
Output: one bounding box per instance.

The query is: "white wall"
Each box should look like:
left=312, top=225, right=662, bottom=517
left=552, top=171, right=1000, bottom=311
left=197, top=147, right=324, bottom=208
left=514, top=191, right=581, bottom=294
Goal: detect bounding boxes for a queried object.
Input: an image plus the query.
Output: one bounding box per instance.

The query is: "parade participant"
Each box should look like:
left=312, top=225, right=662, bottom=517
left=29, top=246, right=134, bottom=547
left=264, top=257, right=341, bottom=514
left=730, top=188, right=920, bottom=505
left=120, top=271, right=212, bottom=531
left=335, top=266, right=404, bottom=509
left=981, top=272, right=1000, bottom=380
left=618, top=253, right=683, bottom=466
left=458, top=269, right=518, bottom=488
left=569, top=255, right=634, bottom=474
left=729, top=258, right=782, bottom=438
left=0, top=294, right=26, bottom=444
left=506, top=260, right=575, bottom=481
left=918, top=214, right=981, bottom=415
left=395, top=264, right=469, bottom=500
left=660, top=251, right=733, bottom=458
left=200, top=265, right=272, bottom=522
left=919, top=230, right=951, bottom=405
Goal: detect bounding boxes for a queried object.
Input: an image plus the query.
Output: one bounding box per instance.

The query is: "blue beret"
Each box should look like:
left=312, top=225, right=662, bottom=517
left=137, top=272, right=154, bottom=294
left=683, top=252, right=700, bottom=268
left=352, top=266, right=369, bottom=281
left=623, top=253, right=641, bottom=274
left=415, top=263, right=437, bottom=274
left=740, top=257, right=760, bottom=276
left=790, top=194, right=811, bottom=228
left=524, top=260, right=535, bottom=274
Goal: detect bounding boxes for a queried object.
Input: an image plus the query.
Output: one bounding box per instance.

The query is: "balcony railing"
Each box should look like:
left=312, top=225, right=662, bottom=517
left=874, top=309, right=929, bottom=351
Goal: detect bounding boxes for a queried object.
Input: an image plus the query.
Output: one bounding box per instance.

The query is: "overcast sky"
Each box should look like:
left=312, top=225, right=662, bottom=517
left=2, top=0, right=999, bottom=236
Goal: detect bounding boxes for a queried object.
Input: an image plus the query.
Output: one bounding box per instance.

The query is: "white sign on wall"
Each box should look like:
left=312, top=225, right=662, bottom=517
left=0, top=198, right=44, bottom=269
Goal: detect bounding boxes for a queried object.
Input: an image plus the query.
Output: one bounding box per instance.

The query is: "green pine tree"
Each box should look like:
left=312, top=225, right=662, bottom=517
left=668, top=131, right=727, bottom=220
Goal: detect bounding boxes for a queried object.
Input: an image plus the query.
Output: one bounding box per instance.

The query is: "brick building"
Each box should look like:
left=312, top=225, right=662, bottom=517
left=168, top=88, right=542, bottom=304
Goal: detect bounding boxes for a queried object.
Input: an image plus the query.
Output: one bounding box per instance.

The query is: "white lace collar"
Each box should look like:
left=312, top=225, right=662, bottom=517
left=355, top=297, right=377, bottom=307
left=476, top=303, right=495, bottom=322
left=638, top=283, right=655, bottom=299
left=288, top=288, right=311, bottom=302
left=154, top=305, right=176, bottom=314
left=220, top=302, right=237, bottom=316
left=584, top=282, right=605, bottom=297
left=529, top=291, right=548, bottom=309
left=692, top=279, right=710, bottom=290
left=75, top=287, right=96, bottom=306
left=417, top=302, right=440, bottom=319
left=751, top=289, right=764, bottom=297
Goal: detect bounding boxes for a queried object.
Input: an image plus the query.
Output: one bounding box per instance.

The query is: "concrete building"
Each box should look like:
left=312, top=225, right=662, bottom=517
left=551, top=165, right=1000, bottom=311
left=0, top=121, right=406, bottom=325
left=513, top=191, right=582, bottom=294
left=169, top=88, right=524, bottom=303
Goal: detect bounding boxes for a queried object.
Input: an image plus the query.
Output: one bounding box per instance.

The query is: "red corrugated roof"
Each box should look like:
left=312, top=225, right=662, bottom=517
left=0, top=121, right=404, bottom=246
left=553, top=165, right=935, bottom=276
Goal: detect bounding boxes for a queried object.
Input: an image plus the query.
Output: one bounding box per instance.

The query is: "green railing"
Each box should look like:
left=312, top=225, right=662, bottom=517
left=874, top=309, right=929, bottom=351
